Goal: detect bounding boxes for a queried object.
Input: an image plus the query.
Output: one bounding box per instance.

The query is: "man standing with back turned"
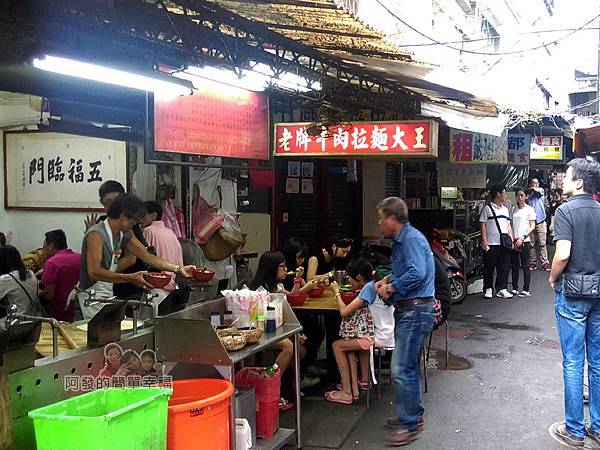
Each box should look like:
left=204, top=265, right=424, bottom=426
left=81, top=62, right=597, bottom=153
left=527, top=178, right=550, bottom=271
left=375, top=197, right=436, bottom=446
left=549, top=158, right=600, bottom=446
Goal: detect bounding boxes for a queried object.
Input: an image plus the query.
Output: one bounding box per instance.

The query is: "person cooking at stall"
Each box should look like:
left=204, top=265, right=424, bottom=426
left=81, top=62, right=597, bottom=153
left=141, top=201, right=183, bottom=293
left=84, top=180, right=154, bottom=301
left=76, top=193, right=193, bottom=320
left=84, top=180, right=125, bottom=230
left=306, top=233, right=353, bottom=281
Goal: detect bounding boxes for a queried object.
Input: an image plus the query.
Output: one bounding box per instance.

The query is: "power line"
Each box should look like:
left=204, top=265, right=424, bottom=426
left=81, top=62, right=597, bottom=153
left=567, top=96, right=599, bottom=112
left=388, top=27, right=600, bottom=48
left=375, top=0, right=600, bottom=56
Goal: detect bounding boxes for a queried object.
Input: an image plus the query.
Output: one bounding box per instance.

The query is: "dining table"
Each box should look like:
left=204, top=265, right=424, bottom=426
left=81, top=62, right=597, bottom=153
left=291, top=289, right=338, bottom=312
left=291, top=287, right=343, bottom=381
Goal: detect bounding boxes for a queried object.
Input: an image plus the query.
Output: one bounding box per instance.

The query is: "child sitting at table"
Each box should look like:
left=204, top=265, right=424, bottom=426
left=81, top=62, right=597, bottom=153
left=326, top=258, right=377, bottom=404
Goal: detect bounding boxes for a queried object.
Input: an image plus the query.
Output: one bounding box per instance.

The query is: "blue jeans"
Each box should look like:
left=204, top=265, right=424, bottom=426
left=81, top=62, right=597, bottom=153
left=555, top=291, right=600, bottom=437
left=391, top=303, right=436, bottom=429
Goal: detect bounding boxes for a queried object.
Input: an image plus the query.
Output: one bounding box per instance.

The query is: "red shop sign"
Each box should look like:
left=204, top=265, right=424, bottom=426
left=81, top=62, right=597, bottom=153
left=274, top=121, right=438, bottom=157
left=154, top=83, right=269, bottom=160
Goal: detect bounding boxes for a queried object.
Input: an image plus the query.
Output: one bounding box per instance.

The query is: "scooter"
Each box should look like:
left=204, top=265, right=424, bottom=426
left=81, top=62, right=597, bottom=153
left=432, top=247, right=467, bottom=304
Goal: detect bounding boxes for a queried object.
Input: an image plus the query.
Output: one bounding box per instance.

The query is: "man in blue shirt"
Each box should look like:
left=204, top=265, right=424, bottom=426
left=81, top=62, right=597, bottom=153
left=375, top=197, right=435, bottom=446
left=527, top=178, right=550, bottom=270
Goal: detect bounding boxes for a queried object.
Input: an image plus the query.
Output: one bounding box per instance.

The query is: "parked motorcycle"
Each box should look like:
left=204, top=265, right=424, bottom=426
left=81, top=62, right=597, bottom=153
left=432, top=247, right=467, bottom=304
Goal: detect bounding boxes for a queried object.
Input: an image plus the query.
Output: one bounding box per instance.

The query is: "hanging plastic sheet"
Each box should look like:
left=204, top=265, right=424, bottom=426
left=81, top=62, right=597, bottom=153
left=486, top=165, right=529, bottom=189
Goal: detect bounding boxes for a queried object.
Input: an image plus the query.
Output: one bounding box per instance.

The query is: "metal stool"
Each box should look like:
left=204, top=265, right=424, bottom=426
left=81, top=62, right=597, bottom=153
left=426, top=320, right=450, bottom=370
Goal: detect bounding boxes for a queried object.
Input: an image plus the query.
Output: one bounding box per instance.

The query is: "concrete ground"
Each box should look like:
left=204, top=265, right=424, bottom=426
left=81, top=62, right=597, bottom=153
left=298, top=264, right=580, bottom=449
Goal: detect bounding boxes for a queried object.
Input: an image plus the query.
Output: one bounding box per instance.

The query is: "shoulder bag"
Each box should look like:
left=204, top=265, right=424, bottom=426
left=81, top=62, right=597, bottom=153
left=8, top=273, right=47, bottom=317
left=488, top=204, right=513, bottom=250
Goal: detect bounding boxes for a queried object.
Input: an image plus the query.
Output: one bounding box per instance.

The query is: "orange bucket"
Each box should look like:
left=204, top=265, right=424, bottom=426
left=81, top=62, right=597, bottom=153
left=166, top=379, right=234, bottom=450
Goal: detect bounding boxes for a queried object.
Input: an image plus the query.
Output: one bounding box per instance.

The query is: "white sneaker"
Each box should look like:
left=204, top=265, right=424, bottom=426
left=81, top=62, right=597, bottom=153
left=519, top=291, right=531, bottom=297
left=496, top=289, right=514, bottom=298
left=300, top=376, right=321, bottom=389
left=484, top=288, right=493, bottom=299
left=511, top=289, right=519, bottom=295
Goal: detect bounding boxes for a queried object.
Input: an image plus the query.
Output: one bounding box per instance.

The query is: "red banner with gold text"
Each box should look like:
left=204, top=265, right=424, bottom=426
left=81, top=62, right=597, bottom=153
left=274, top=121, right=438, bottom=157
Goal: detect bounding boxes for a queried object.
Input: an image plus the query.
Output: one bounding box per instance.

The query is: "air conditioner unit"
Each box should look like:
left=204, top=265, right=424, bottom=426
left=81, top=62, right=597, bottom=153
left=0, top=93, right=48, bottom=129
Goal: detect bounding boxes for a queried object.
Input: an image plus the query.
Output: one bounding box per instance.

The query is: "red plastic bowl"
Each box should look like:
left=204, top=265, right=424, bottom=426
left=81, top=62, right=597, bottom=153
left=341, top=292, right=358, bottom=305
left=287, top=292, right=308, bottom=307
left=192, top=268, right=215, bottom=283
left=307, top=286, right=325, bottom=298
left=146, top=272, right=172, bottom=289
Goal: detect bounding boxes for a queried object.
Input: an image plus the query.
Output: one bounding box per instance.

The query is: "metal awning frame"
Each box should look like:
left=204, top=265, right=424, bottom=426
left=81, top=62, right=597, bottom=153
left=4, top=0, right=420, bottom=114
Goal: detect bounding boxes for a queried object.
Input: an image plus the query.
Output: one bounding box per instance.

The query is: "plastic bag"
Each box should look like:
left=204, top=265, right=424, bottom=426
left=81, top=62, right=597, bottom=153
left=222, top=288, right=262, bottom=327
left=266, top=293, right=285, bottom=328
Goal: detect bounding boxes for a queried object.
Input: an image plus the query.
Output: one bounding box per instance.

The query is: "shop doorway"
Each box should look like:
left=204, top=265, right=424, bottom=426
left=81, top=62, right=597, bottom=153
left=273, top=159, right=362, bottom=253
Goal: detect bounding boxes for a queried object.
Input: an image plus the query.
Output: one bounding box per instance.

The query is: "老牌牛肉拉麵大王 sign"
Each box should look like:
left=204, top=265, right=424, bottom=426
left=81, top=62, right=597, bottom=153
left=274, top=121, right=438, bottom=157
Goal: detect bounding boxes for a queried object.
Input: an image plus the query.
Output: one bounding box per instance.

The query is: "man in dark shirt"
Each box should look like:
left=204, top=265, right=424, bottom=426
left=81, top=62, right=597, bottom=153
left=549, top=158, right=600, bottom=447
left=375, top=197, right=435, bottom=446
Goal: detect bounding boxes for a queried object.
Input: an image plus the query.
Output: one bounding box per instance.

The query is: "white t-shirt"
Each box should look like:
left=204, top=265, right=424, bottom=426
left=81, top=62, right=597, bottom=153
left=0, top=270, right=38, bottom=314
left=511, top=204, right=536, bottom=243
left=479, top=203, right=511, bottom=246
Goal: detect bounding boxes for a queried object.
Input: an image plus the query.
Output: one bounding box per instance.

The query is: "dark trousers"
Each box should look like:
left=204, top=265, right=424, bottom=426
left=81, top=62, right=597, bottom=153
left=511, top=242, right=532, bottom=292
left=294, top=311, right=326, bottom=376
left=483, top=245, right=511, bottom=291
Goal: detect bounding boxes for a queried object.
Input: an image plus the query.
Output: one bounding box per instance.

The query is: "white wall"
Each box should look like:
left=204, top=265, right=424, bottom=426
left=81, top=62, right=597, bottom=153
left=0, top=130, right=89, bottom=253
left=238, top=213, right=271, bottom=275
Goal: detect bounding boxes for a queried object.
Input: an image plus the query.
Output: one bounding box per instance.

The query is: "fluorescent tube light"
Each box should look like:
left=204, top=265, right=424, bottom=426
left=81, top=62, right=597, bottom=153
left=32, top=55, right=193, bottom=98
left=184, top=63, right=321, bottom=93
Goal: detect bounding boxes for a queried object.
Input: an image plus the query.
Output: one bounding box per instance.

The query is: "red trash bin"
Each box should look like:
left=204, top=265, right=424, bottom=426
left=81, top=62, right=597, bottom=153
left=235, top=367, right=281, bottom=439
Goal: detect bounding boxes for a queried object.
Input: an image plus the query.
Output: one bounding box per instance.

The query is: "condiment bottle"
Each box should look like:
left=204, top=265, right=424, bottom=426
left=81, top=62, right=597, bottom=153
left=265, top=306, right=276, bottom=333
left=257, top=315, right=266, bottom=331
left=210, top=311, right=221, bottom=328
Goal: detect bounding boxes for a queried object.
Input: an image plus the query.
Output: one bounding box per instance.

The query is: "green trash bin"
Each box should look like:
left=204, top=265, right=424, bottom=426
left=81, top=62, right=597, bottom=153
left=28, top=387, right=172, bottom=450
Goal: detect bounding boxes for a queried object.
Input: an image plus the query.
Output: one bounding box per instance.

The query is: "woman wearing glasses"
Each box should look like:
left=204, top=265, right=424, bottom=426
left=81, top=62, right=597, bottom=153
left=249, top=251, right=317, bottom=410
left=306, top=233, right=354, bottom=281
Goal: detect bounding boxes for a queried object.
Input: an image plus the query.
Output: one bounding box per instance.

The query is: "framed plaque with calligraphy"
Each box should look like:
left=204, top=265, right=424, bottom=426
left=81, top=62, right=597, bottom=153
left=3, top=131, right=127, bottom=211
left=274, top=121, right=438, bottom=157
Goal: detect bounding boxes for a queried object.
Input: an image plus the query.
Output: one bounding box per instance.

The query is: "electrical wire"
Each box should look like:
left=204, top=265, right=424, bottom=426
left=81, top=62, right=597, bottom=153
left=375, top=0, right=600, bottom=56
left=566, top=96, right=599, bottom=112
left=388, top=27, right=600, bottom=47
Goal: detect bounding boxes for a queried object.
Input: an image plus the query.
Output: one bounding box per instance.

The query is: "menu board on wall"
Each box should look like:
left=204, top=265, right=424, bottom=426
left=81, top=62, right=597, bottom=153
left=154, top=81, right=270, bottom=160
left=4, top=132, right=127, bottom=210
